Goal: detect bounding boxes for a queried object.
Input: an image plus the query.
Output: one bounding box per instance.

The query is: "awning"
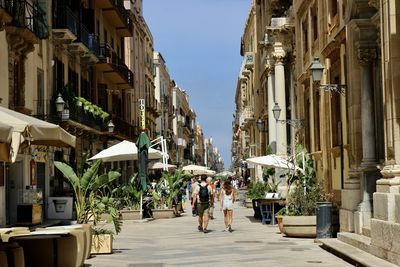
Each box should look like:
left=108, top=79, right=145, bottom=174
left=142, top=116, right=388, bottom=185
left=182, top=164, right=216, bottom=176
left=0, top=106, right=76, bottom=162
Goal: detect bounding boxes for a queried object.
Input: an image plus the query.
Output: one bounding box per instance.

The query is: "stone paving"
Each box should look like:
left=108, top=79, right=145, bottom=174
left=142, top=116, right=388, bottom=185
left=85, top=202, right=352, bottom=267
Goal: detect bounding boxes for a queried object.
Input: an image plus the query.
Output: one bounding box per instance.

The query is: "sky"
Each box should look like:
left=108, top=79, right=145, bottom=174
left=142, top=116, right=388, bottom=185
left=143, top=0, right=251, bottom=168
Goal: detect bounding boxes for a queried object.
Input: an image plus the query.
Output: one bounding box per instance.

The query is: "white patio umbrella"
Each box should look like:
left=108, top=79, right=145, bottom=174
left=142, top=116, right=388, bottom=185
left=88, top=140, right=163, bottom=162
left=182, top=164, right=216, bottom=176
left=148, top=161, right=177, bottom=170
left=0, top=106, right=76, bottom=162
left=246, top=154, right=300, bottom=171
left=215, top=170, right=235, bottom=177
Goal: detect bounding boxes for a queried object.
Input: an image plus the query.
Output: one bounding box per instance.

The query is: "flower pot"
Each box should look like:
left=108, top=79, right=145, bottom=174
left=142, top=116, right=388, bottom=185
left=120, top=209, right=141, bottom=220
left=91, top=234, right=113, bottom=254
left=282, top=215, right=316, bottom=238
left=152, top=209, right=176, bottom=219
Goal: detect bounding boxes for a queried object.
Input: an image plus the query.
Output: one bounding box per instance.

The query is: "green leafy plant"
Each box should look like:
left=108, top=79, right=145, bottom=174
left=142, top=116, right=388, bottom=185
left=245, top=181, right=267, bottom=199
left=285, top=144, right=333, bottom=216
left=54, top=157, right=121, bottom=228
left=113, top=174, right=141, bottom=210
left=275, top=207, right=286, bottom=217
left=154, top=170, right=189, bottom=209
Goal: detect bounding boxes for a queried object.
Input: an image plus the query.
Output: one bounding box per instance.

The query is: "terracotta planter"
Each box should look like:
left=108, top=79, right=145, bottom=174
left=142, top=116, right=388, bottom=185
left=91, top=234, right=113, bottom=254
left=276, top=216, right=284, bottom=233
left=282, top=215, right=316, bottom=238
left=120, top=209, right=141, bottom=220
left=152, top=209, right=176, bottom=219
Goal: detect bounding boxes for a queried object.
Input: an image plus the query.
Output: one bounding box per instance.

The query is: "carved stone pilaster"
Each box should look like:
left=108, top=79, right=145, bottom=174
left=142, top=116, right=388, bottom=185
left=357, top=47, right=377, bottom=65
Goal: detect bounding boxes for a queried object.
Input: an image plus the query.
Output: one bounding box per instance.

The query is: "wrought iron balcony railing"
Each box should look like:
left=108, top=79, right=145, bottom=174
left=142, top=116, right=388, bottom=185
left=112, top=115, right=137, bottom=139
left=53, top=4, right=77, bottom=37
left=114, top=0, right=132, bottom=32
left=98, top=43, right=133, bottom=86
left=5, top=0, right=48, bottom=39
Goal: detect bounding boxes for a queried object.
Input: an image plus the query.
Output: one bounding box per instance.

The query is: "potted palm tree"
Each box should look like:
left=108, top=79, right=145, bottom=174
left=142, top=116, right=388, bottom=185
left=54, top=157, right=121, bottom=257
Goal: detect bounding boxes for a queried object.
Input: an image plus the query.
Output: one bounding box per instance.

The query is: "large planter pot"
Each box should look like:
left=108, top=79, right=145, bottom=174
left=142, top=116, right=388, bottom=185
left=91, top=234, right=113, bottom=254
left=276, top=216, right=284, bottom=234
left=152, top=209, right=176, bottom=219
left=282, top=215, right=316, bottom=238
left=245, top=198, right=253, bottom=208
left=120, top=209, right=141, bottom=220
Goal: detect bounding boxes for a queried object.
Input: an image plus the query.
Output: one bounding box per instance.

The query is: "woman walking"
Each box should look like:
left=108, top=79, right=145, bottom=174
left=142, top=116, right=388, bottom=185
left=220, top=180, right=235, bottom=232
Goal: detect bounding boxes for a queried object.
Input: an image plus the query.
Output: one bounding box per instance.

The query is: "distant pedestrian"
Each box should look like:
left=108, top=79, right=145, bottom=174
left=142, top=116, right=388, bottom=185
left=192, top=175, right=213, bottom=233
left=191, top=178, right=199, bottom=216
left=207, top=177, right=216, bottom=220
left=220, top=180, right=236, bottom=232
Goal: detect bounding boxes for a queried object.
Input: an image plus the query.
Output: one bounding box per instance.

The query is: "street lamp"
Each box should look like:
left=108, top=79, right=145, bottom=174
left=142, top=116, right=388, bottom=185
left=272, top=102, right=304, bottom=129
left=107, top=120, right=115, bottom=133
left=55, top=93, right=65, bottom=113
left=310, top=57, right=346, bottom=95
left=256, top=118, right=265, bottom=131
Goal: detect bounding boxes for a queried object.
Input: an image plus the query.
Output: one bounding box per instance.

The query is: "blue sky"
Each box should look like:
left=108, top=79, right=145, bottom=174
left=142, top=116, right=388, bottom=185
left=143, top=0, right=251, bottom=168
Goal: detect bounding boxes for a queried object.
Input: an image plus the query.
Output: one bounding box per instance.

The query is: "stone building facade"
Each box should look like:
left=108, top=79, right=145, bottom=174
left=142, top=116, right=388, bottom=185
left=232, top=0, right=400, bottom=264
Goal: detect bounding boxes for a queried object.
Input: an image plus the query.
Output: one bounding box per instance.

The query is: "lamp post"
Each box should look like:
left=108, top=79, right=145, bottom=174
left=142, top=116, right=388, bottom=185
left=107, top=120, right=115, bottom=133
left=272, top=102, right=304, bottom=129
left=310, top=57, right=346, bottom=95
left=55, top=93, right=65, bottom=114
left=310, top=56, right=346, bottom=189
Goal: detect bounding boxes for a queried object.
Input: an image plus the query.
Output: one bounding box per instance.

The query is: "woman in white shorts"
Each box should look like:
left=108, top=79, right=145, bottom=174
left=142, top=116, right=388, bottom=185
left=220, top=180, right=236, bottom=232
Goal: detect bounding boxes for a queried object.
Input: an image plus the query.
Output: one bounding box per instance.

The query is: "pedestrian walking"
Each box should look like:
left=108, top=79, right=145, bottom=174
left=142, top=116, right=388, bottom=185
left=207, top=177, right=216, bottom=220
left=220, top=180, right=236, bottom=232
left=191, top=178, right=199, bottom=217
left=192, top=175, right=213, bottom=233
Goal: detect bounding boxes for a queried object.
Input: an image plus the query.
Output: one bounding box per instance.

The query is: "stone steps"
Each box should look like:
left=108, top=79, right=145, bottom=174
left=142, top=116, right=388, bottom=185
left=320, top=238, right=397, bottom=267
left=338, top=232, right=371, bottom=253
left=362, top=226, right=371, bottom=237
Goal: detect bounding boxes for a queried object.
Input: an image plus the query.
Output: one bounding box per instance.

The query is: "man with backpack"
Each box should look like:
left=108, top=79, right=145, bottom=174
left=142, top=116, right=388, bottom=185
left=192, top=175, right=213, bottom=233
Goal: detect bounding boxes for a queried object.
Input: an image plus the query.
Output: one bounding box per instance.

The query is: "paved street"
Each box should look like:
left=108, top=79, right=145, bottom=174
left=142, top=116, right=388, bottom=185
left=85, top=202, right=351, bottom=267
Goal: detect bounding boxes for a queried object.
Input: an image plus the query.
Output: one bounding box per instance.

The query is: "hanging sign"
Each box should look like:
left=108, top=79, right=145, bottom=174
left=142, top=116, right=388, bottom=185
left=139, top=99, right=146, bottom=131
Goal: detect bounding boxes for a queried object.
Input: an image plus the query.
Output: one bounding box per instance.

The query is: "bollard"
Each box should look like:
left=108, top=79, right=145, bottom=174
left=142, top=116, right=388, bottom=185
left=316, top=202, right=332, bottom=239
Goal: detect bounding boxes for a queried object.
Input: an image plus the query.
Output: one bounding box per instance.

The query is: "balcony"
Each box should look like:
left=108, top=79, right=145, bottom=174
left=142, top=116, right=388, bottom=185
left=68, top=105, right=106, bottom=132
left=52, top=4, right=77, bottom=42
left=96, top=43, right=133, bottom=89
left=239, top=106, right=254, bottom=129
left=112, top=115, right=138, bottom=140
left=0, top=0, right=12, bottom=29
left=4, top=0, right=48, bottom=42
left=177, top=114, right=185, bottom=125
left=68, top=24, right=99, bottom=63
left=97, top=0, right=132, bottom=37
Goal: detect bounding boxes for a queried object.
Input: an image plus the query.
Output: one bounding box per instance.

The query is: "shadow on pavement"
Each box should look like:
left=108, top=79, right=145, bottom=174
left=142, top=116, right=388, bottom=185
left=245, top=215, right=261, bottom=223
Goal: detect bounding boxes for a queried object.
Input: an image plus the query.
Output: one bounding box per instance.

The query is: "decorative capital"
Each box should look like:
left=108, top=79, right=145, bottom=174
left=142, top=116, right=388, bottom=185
left=357, top=48, right=376, bottom=65
left=272, top=52, right=286, bottom=64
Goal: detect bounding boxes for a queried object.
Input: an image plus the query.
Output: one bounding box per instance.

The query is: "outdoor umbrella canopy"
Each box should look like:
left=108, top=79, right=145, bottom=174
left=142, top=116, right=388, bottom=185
left=182, top=164, right=216, bottom=176
left=0, top=106, right=76, bottom=162
left=88, top=140, right=163, bottom=162
left=215, top=170, right=235, bottom=177
left=148, top=161, right=177, bottom=170
left=246, top=154, right=300, bottom=171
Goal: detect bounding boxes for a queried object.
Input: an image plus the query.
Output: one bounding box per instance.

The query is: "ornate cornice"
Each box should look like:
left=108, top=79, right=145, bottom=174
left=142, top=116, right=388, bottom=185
left=272, top=52, right=286, bottom=64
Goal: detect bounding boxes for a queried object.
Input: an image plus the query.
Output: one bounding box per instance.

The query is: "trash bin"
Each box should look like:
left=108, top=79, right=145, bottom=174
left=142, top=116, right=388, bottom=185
left=316, top=202, right=332, bottom=239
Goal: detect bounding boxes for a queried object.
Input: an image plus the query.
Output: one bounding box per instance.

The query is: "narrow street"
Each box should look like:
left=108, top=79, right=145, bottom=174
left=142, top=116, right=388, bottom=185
left=86, top=203, right=351, bottom=267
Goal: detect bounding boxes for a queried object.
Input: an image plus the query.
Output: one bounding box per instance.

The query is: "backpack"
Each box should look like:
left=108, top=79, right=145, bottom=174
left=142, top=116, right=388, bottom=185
left=199, top=184, right=209, bottom=203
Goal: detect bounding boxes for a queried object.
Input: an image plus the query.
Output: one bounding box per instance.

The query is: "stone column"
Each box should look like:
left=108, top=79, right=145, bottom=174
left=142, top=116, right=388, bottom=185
left=355, top=46, right=379, bottom=232
left=273, top=51, right=287, bottom=156
left=267, top=63, right=276, bottom=154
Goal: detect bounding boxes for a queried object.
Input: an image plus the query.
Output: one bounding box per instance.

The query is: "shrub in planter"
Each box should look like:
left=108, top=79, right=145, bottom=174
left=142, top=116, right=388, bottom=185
left=245, top=181, right=267, bottom=220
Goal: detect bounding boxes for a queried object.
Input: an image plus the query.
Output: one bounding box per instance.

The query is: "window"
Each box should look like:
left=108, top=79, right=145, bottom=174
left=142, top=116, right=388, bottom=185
left=314, top=89, right=321, bottom=150
left=302, top=19, right=308, bottom=54
left=312, top=4, right=318, bottom=42
left=331, top=76, right=341, bottom=147
left=37, top=69, right=44, bottom=115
